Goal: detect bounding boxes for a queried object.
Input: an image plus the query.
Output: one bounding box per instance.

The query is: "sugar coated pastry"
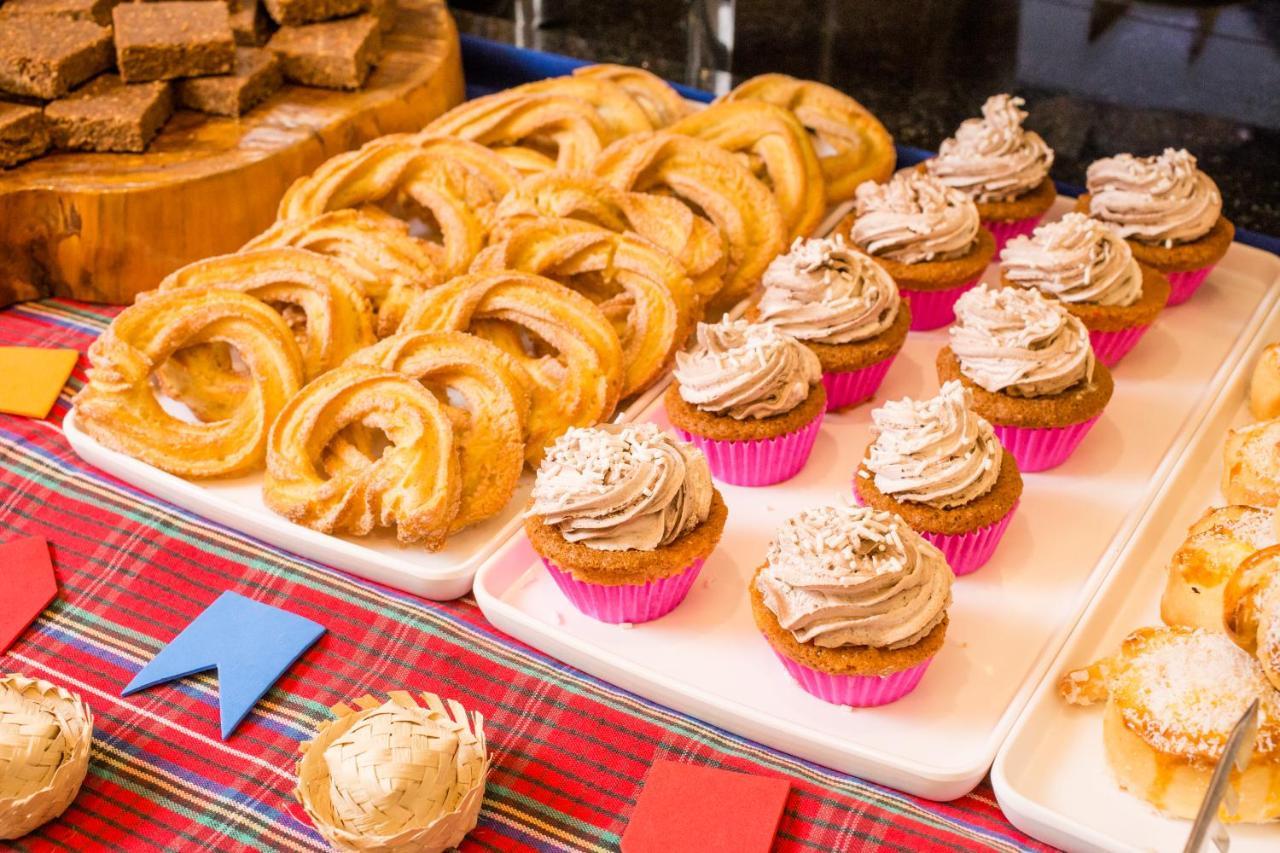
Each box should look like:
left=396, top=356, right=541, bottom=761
left=1249, top=343, right=1280, bottom=421
left=1161, top=505, right=1274, bottom=631
left=1223, top=545, right=1280, bottom=691
left=1223, top=418, right=1280, bottom=507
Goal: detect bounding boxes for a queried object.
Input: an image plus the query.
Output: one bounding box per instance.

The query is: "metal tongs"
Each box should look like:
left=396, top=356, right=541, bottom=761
left=1182, top=698, right=1260, bottom=852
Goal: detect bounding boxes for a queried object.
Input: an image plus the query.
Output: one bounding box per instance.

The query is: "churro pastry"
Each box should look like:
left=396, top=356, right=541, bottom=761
left=1223, top=545, right=1280, bottom=691
left=397, top=272, right=624, bottom=464
left=1059, top=626, right=1280, bottom=822
left=572, top=64, right=694, bottom=128
left=1162, top=505, right=1275, bottom=631
left=264, top=364, right=461, bottom=549
left=1250, top=343, right=1280, bottom=421
left=74, top=289, right=304, bottom=477
left=1223, top=418, right=1280, bottom=507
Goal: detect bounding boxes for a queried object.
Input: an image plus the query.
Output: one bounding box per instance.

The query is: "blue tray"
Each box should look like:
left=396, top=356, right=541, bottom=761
left=459, top=34, right=1280, bottom=256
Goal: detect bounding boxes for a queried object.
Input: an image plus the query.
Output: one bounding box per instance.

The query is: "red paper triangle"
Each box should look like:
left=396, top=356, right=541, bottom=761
left=0, top=535, right=57, bottom=653
left=621, top=759, right=791, bottom=853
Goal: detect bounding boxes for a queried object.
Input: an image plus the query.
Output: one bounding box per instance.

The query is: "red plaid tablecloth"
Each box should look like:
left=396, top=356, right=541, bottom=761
left=0, top=298, right=1051, bottom=851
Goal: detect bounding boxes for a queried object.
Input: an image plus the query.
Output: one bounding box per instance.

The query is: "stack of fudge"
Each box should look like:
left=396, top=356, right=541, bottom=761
left=0, top=0, right=393, bottom=167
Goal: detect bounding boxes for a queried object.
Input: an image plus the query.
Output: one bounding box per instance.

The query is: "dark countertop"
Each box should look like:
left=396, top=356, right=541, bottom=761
left=451, top=0, right=1280, bottom=236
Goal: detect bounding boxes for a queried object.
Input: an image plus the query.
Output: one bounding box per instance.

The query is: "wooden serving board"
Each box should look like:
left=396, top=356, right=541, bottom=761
left=0, top=0, right=464, bottom=306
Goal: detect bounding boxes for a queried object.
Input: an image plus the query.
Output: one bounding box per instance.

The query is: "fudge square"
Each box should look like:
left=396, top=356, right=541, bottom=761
left=178, top=47, right=281, bottom=116
left=45, top=74, right=174, bottom=152
left=229, top=0, right=271, bottom=47
left=0, top=16, right=112, bottom=98
left=263, top=0, right=368, bottom=27
left=113, top=2, right=236, bottom=83
left=269, top=14, right=380, bottom=90
left=0, top=0, right=121, bottom=27
left=0, top=101, right=50, bottom=167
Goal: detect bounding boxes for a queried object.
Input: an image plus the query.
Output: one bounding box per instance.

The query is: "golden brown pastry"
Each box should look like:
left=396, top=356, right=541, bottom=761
left=509, top=75, right=657, bottom=140
left=397, top=272, right=624, bottom=464
left=722, top=73, right=896, bottom=203
left=264, top=364, right=461, bottom=549
left=1223, top=419, right=1280, bottom=506
left=1250, top=343, right=1280, bottom=421
left=572, top=64, right=694, bottom=128
left=74, top=289, right=304, bottom=477
left=1161, top=505, right=1274, bottom=630
left=1223, top=545, right=1280, bottom=691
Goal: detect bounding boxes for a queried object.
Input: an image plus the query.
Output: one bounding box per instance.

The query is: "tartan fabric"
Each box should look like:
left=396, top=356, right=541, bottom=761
left=0, top=299, right=1052, bottom=852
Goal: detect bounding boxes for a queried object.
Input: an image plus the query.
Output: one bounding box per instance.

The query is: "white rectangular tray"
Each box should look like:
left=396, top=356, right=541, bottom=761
left=991, top=255, right=1280, bottom=849
left=473, top=218, right=1280, bottom=800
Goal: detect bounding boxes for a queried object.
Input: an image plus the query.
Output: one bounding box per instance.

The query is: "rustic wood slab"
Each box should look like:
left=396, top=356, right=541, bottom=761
left=0, top=0, right=464, bottom=305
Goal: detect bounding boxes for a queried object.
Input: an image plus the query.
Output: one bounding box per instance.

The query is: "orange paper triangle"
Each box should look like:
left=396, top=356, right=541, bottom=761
left=0, top=347, right=78, bottom=419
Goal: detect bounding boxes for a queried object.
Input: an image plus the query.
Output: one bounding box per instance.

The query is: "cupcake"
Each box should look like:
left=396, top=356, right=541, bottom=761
left=750, top=502, right=952, bottom=706
left=1000, top=213, right=1170, bottom=366
left=937, top=284, right=1113, bottom=472
left=754, top=235, right=909, bottom=409
left=854, top=380, right=1022, bottom=575
left=666, top=319, right=825, bottom=486
left=841, top=170, right=995, bottom=330
left=525, top=423, right=728, bottom=623
left=926, top=94, right=1056, bottom=252
left=1075, top=148, right=1234, bottom=306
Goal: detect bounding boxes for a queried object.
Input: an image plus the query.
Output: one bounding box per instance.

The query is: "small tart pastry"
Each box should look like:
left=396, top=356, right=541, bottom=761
left=1250, top=343, right=1280, bottom=421
left=925, top=94, right=1055, bottom=251
left=1223, top=418, right=1280, bottom=507
left=1223, top=545, right=1280, bottom=691
left=572, top=64, right=693, bottom=128
left=296, top=690, right=489, bottom=853
left=839, top=169, right=995, bottom=330
left=937, top=284, right=1113, bottom=472
left=1058, top=626, right=1280, bottom=822
left=1076, top=148, right=1234, bottom=305
left=666, top=319, right=825, bottom=487
left=1000, top=213, right=1170, bottom=366
left=753, top=235, right=909, bottom=410
left=525, top=423, right=727, bottom=624
left=0, top=675, right=93, bottom=841
left=855, top=380, right=1022, bottom=575
left=751, top=502, right=952, bottom=706
left=1161, top=505, right=1274, bottom=631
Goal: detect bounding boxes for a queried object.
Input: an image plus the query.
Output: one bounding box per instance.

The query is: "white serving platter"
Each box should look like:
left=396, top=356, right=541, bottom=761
left=991, top=258, right=1280, bottom=850
left=473, top=204, right=1280, bottom=800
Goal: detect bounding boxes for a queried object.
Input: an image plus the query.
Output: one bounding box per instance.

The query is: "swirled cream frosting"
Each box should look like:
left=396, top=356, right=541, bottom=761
left=866, top=380, right=1002, bottom=508
left=927, top=94, right=1054, bottom=202
left=531, top=423, right=713, bottom=551
left=1001, top=213, right=1142, bottom=306
left=756, top=502, right=952, bottom=649
left=851, top=170, right=980, bottom=264
left=1086, top=148, right=1222, bottom=245
left=950, top=284, right=1095, bottom=397
left=757, top=236, right=902, bottom=343
left=674, top=320, right=821, bottom=419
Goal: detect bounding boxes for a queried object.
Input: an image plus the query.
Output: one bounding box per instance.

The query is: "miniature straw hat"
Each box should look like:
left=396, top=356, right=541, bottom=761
left=296, top=690, right=489, bottom=853
left=0, top=674, right=94, bottom=840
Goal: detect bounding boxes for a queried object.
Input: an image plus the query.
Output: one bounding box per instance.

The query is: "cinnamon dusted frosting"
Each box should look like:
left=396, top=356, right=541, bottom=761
left=673, top=320, right=821, bottom=420
left=927, top=94, right=1054, bottom=202
left=1001, top=212, right=1142, bottom=307
left=866, top=380, right=1002, bottom=509
left=1086, top=148, right=1222, bottom=245
left=757, top=236, right=901, bottom=343
left=950, top=284, right=1095, bottom=397
left=850, top=170, right=980, bottom=264
left=756, top=503, right=952, bottom=649
left=530, top=423, right=713, bottom=551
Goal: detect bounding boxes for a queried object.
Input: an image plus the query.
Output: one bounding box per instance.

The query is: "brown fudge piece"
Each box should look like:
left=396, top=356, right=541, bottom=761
left=45, top=74, right=173, bottom=152
left=0, top=100, right=49, bottom=166
left=177, top=46, right=280, bottom=116
left=0, top=0, right=121, bottom=26
left=369, top=0, right=393, bottom=32
left=0, top=17, right=112, bottom=98
left=262, top=0, right=366, bottom=27
left=112, top=2, right=236, bottom=83
left=268, top=14, right=379, bottom=90
left=229, top=0, right=271, bottom=46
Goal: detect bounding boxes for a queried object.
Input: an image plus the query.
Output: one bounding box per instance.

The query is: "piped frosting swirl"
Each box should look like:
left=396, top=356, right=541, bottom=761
left=850, top=170, right=980, bottom=264
left=674, top=320, right=821, bottom=419
left=530, top=423, right=712, bottom=551
left=1001, top=212, right=1143, bottom=306
left=1085, top=148, right=1222, bottom=245
left=927, top=94, right=1054, bottom=202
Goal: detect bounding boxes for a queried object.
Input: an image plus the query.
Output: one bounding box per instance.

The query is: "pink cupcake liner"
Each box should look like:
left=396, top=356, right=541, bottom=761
left=985, top=215, right=1044, bottom=257
left=822, top=354, right=897, bottom=411
left=1088, top=324, right=1151, bottom=367
left=1164, top=265, right=1215, bottom=306
left=903, top=277, right=983, bottom=331
left=772, top=650, right=933, bottom=706
left=542, top=557, right=705, bottom=623
left=676, top=412, right=823, bottom=487
left=993, top=415, right=1102, bottom=472
left=920, top=500, right=1019, bottom=576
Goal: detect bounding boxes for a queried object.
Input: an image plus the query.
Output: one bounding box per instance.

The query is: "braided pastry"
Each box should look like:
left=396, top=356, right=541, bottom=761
left=509, top=76, right=656, bottom=140
left=265, top=364, right=461, bottom=548
left=348, top=331, right=530, bottom=532
left=722, top=73, right=895, bottom=204
left=398, top=272, right=623, bottom=464
left=670, top=100, right=825, bottom=239
left=1224, top=545, right=1280, bottom=691
left=594, top=131, right=785, bottom=317
left=471, top=217, right=695, bottom=397
left=74, top=289, right=304, bottom=477
left=572, top=64, right=693, bottom=128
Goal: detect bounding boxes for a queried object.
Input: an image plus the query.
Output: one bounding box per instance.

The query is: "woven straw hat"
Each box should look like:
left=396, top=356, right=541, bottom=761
left=296, top=690, right=489, bottom=852
left=0, top=674, right=94, bottom=840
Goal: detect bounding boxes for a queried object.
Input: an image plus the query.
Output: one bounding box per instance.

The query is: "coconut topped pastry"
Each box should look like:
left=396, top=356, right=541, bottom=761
left=928, top=94, right=1054, bottom=204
